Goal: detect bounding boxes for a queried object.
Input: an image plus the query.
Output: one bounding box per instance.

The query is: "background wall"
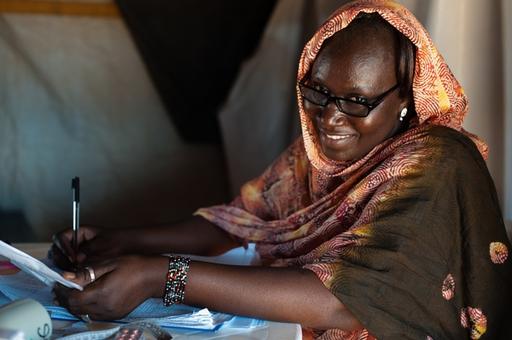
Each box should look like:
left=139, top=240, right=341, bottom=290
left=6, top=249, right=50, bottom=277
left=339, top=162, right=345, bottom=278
left=0, top=1, right=230, bottom=241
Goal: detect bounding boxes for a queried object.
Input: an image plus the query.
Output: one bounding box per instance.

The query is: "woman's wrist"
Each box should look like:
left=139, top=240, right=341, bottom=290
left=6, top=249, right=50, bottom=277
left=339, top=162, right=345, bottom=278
left=133, top=255, right=170, bottom=299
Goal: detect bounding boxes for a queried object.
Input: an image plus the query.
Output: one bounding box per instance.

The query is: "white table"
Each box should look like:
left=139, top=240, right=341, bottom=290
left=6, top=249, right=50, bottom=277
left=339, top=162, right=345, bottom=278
left=9, top=243, right=302, bottom=340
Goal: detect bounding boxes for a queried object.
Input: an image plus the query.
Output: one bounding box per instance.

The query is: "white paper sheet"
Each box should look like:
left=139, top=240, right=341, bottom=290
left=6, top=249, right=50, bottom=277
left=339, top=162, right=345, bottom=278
left=0, top=241, right=82, bottom=290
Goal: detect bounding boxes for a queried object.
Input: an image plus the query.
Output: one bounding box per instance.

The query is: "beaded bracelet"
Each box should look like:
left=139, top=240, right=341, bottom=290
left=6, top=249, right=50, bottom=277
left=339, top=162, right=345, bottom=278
left=163, top=255, right=191, bottom=307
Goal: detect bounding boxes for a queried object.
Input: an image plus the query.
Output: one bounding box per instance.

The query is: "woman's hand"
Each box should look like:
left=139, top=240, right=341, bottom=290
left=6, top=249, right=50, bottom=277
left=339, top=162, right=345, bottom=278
left=50, top=226, right=133, bottom=269
left=53, top=255, right=168, bottom=321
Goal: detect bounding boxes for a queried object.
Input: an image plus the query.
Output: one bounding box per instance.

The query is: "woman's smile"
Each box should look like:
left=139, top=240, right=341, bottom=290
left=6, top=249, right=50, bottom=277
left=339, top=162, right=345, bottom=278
left=319, top=129, right=358, bottom=149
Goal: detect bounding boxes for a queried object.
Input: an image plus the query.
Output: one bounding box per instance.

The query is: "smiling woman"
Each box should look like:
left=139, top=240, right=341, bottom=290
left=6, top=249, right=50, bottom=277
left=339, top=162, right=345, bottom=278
left=49, top=1, right=512, bottom=339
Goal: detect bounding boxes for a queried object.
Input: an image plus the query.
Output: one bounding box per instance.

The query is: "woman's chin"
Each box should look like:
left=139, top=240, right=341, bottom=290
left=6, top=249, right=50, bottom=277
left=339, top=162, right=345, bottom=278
left=321, top=146, right=354, bottom=162
left=319, top=137, right=358, bottom=162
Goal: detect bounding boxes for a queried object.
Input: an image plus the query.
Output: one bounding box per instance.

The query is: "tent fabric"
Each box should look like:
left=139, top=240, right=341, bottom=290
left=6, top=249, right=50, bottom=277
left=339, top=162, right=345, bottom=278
left=115, top=0, right=277, bottom=143
left=0, top=13, right=228, bottom=240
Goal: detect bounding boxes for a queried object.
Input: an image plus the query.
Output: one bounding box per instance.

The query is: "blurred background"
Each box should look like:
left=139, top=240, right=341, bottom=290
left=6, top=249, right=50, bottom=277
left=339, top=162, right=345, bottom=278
left=0, top=0, right=510, bottom=242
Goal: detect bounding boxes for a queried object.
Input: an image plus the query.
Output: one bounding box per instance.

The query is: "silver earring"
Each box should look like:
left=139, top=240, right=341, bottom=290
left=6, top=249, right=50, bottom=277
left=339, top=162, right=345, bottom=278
left=399, top=108, right=408, bottom=121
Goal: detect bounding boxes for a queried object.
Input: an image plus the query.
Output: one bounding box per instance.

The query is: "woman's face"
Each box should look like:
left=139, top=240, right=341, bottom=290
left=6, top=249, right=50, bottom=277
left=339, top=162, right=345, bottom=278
left=304, top=27, right=408, bottom=162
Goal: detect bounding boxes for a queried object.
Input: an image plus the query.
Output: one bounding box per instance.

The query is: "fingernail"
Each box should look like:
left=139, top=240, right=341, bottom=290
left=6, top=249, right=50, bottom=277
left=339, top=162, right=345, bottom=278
left=63, top=272, right=76, bottom=279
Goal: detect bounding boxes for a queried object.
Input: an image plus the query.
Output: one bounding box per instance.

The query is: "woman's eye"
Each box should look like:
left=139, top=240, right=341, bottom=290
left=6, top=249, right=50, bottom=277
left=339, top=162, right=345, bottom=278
left=311, top=84, right=329, bottom=94
left=351, top=96, right=368, bottom=104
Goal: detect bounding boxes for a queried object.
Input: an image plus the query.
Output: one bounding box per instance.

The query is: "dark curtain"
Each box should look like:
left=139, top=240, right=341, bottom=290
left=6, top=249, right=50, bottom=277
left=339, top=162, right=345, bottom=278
left=115, top=0, right=277, bottom=142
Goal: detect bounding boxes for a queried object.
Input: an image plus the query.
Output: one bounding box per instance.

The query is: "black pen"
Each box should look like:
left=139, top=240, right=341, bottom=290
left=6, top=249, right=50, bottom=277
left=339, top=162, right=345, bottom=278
left=71, top=177, right=80, bottom=265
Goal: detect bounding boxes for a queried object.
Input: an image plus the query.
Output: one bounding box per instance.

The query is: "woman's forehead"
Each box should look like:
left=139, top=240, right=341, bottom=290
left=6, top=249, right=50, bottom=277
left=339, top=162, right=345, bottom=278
left=310, top=27, right=397, bottom=91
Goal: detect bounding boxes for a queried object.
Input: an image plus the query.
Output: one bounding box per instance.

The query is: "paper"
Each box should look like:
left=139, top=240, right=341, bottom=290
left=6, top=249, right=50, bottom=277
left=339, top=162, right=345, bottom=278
left=0, top=241, right=82, bottom=290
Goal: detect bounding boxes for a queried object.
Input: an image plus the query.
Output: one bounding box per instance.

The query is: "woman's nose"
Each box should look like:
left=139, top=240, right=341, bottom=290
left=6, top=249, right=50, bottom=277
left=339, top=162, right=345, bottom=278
left=321, top=102, right=348, bottom=126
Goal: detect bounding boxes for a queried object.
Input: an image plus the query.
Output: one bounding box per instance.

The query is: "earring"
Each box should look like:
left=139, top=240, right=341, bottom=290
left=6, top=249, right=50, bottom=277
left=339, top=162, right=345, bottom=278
left=399, top=108, right=408, bottom=121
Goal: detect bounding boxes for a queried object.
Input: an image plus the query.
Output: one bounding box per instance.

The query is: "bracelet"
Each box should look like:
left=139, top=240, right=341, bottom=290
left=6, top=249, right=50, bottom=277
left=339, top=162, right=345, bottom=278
left=163, top=255, right=191, bottom=306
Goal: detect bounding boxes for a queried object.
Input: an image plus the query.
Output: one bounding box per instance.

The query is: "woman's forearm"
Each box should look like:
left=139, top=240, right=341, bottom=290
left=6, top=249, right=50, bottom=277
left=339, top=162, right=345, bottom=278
left=123, top=216, right=241, bottom=256
left=149, top=259, right=362, bottom=331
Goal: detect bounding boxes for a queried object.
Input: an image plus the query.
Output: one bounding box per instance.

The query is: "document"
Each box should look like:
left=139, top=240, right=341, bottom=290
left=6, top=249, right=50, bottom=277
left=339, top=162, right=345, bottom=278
left=0, top=241, right=82, bottom=290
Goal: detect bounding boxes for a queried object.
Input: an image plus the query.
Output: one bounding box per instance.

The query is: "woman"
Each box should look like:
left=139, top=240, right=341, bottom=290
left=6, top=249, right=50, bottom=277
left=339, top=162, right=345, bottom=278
left=52, top=1, right=512, bottom=338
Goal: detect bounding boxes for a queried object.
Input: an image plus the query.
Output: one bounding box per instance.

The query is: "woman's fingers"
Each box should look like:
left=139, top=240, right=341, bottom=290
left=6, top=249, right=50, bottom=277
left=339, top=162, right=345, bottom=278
left=51, top=226, right=102, bottom=266
left=79, top=231, right=121, bottom=260
left=49, top=243, right=73, bottom=270
left=68, top=302, right=106, bottom=321
left=53, top=284, right=79, bottom=311
left=79, top=238, right=103, bottom=259
left=53, top=270, right=127, bottom=321
left=52, top=232, right=75, bottom=263
left=52, top=284, right=102, bottom=319
left=54, top=273, right=104, bottom=310
left=62, top=260, right=117, bottom=286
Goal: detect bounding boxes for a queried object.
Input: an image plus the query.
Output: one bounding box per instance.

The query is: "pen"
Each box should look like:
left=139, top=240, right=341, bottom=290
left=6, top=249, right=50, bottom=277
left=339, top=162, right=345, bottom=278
left=71, top=177, right=80, bottom=265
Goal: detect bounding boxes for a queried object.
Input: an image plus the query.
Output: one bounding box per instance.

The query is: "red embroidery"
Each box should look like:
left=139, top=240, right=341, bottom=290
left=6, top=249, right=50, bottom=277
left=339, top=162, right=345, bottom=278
left=441, top=274, right=455, bottom=300
left=460, top=307, right=487, bottom=339
left=489, top=242, right=508, bottom=264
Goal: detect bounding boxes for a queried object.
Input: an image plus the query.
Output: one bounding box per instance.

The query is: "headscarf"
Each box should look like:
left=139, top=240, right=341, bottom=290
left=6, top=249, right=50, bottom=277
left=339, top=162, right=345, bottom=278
left=196, top=1, right=511, bottom=339
left=297, top=0, right=487, bottom=177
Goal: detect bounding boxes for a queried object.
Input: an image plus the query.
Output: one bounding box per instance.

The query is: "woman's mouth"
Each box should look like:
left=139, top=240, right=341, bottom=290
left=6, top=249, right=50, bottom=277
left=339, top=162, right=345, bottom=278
left=320, top=130, right=357, bottom=146
left=323, top=133, right=354, bottom=141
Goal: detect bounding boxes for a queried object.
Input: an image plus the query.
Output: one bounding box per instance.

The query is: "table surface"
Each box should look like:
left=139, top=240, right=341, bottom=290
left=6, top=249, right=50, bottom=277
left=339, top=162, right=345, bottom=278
left=1, top=243, right=302, bottom=340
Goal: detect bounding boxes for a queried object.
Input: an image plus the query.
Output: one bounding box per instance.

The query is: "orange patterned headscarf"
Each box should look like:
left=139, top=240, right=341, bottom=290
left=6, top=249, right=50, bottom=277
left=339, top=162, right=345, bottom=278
left=297, top=0, right=487, bottom=176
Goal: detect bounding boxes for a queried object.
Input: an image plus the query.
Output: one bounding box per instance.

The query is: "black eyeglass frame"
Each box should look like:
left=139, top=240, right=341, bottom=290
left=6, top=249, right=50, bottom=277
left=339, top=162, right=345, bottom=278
left=298, top=82, right=400, bottom=118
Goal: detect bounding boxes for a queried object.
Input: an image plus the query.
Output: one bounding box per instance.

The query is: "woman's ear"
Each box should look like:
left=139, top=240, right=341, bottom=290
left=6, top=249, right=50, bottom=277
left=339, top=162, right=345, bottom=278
left=399, top=97, right=410, bottom=111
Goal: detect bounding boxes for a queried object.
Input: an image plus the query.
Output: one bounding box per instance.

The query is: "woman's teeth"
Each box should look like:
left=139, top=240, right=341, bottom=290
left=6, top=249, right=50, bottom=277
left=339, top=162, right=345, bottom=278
left=325, top=134, right=352, bottom=140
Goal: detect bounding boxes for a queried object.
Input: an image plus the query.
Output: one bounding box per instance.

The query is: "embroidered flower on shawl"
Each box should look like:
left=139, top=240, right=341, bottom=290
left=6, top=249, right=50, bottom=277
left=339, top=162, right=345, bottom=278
left=441, top=274, right=455, bottom=300
left=460, top=307, right=487, bottom=339
left=489, top=242, right=508, bottom=264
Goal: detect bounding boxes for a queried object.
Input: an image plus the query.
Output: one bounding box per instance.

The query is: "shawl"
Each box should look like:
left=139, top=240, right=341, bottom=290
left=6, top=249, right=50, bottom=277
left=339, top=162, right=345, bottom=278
left=196, top=1, right=512, bottom=339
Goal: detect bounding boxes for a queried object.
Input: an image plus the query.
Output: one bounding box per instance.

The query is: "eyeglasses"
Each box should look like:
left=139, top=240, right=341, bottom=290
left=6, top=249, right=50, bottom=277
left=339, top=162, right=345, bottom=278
left=299, top=82, right=399, bottom=117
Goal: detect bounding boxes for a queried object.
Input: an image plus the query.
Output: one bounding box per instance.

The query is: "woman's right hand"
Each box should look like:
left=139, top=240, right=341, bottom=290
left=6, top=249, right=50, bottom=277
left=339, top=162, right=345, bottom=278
left=51, top=226, right=130, bottom=269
